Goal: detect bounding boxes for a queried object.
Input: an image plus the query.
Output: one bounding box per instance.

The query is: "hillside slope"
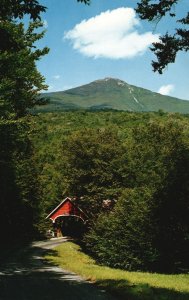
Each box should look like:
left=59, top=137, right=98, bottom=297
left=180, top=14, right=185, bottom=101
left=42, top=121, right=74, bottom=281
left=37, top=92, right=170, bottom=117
left=37, top=78, right=189, bottom=113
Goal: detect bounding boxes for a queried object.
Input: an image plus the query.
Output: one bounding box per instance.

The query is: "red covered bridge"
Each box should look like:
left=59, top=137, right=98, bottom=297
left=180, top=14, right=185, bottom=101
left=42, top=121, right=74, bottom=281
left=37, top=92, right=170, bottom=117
left=46, top=197, right=88, bottom=237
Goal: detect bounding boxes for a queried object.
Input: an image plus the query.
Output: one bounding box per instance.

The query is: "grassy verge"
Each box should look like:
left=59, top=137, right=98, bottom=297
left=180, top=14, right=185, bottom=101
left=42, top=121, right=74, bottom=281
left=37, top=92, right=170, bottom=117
left=45, top=242, right=189, bottom=300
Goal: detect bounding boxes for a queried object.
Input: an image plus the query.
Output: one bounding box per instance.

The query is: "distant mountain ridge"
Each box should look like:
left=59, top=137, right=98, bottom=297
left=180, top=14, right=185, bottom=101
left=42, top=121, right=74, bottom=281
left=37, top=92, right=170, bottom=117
left=37, top=78, right=189, bottom=113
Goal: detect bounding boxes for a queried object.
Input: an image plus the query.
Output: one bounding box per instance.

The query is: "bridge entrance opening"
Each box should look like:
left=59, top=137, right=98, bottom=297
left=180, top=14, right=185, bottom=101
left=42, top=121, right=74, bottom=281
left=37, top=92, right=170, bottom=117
left=54, top=216, right=85, bottom=238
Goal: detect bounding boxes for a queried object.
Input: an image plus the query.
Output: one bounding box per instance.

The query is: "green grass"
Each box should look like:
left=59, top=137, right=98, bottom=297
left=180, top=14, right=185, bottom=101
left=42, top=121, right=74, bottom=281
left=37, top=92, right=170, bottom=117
left=45, top=242, right=189, bottom=300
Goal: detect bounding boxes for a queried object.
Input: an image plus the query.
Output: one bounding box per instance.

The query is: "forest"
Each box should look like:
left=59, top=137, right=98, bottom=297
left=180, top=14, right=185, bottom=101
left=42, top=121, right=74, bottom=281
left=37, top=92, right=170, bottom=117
left=32, top=110, right=189, bottom=273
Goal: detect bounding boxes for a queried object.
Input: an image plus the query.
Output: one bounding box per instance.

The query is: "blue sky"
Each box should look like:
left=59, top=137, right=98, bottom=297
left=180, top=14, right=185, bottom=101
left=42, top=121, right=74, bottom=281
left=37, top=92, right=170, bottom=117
left=36, top=0, right=189, bottom=100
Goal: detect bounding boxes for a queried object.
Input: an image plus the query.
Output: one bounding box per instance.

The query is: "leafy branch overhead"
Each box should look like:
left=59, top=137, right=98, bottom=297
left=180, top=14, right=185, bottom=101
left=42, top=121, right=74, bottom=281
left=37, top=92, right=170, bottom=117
left=0, top=0, right=46, bottom=21
left=77, top=0, right=90, bottom=4
left=136, top=0, right=189, bottom=73
left=78, top=0, right=189, bottom=74
left=0, top=0, right=49, bottom=118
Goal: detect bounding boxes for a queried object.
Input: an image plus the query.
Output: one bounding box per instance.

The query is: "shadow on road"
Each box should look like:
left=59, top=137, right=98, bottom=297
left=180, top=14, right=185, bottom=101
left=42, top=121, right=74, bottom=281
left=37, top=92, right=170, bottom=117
left=1, top=240, right=188, bottom=300
left=0, top=241, right=115, bottom=300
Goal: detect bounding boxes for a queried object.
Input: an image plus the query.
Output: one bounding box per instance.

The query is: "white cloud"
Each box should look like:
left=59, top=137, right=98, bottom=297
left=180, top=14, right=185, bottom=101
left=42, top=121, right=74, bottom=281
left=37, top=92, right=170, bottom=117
left=158, top=84, right=175, bottom=96
left=43, top=20, right=48, bottom=28
left=64, top=7, right=159, bottom=59
left=53, top=75, right=61, bottom=80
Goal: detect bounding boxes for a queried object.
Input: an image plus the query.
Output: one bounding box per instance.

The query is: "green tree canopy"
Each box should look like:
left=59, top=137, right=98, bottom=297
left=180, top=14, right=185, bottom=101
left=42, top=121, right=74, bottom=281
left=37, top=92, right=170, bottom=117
left=0, top=21, right=49, bottom=118
left=0, top=0, right=49, bottom=119
left=85, top=119, right=189, bottom=273
left=59, top=127, right=125, bottom=216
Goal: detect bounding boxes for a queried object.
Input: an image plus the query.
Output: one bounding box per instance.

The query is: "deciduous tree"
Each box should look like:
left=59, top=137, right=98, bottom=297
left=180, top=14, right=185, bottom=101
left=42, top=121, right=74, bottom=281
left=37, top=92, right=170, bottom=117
left=0, top=0, right=48, bottom=118
left=85, top=120, right=189, bottom=273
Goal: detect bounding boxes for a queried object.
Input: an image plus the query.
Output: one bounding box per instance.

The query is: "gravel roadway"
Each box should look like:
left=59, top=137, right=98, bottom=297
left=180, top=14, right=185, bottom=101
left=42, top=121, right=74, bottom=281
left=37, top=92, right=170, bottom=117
left=0, top=238, right=117, bottom=300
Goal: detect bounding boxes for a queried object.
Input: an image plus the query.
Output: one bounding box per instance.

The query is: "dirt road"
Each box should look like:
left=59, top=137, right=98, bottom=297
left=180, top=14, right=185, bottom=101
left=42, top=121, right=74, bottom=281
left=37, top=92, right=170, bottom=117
left=0, top=238, right=117, bottom=300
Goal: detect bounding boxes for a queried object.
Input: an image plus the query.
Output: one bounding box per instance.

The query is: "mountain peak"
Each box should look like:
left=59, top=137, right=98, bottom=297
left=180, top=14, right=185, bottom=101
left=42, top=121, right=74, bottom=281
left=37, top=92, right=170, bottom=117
left=41, top=78, right=189, bottom=114
left=94, top=77, right=126, bottom=87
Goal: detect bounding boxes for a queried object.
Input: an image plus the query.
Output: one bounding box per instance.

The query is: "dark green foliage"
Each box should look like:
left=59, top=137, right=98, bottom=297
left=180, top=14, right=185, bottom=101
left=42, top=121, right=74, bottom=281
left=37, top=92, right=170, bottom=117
left=0, top=0, right=49, bottom=119
left=0, top=0, right=46, bottom=21
left=60, top=127, right=124, bottom=197
left=0, top=0, right=48, bottom=247
left=150, top=33, right=180, bottom=74
left=0, top=119, right=40, bottom=245
left=125, top=121, right=185, bottom=189
left=58, top=127, right=125, bottom=219
left=83, top=118, right=189, bottom=273
left=153, top=153, right=189, bottom=272
left=136, top=0, right=179, bottom=21
left=0, top=20, right=49, bottom=118
left=85, top=187, right=157, bottom=271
